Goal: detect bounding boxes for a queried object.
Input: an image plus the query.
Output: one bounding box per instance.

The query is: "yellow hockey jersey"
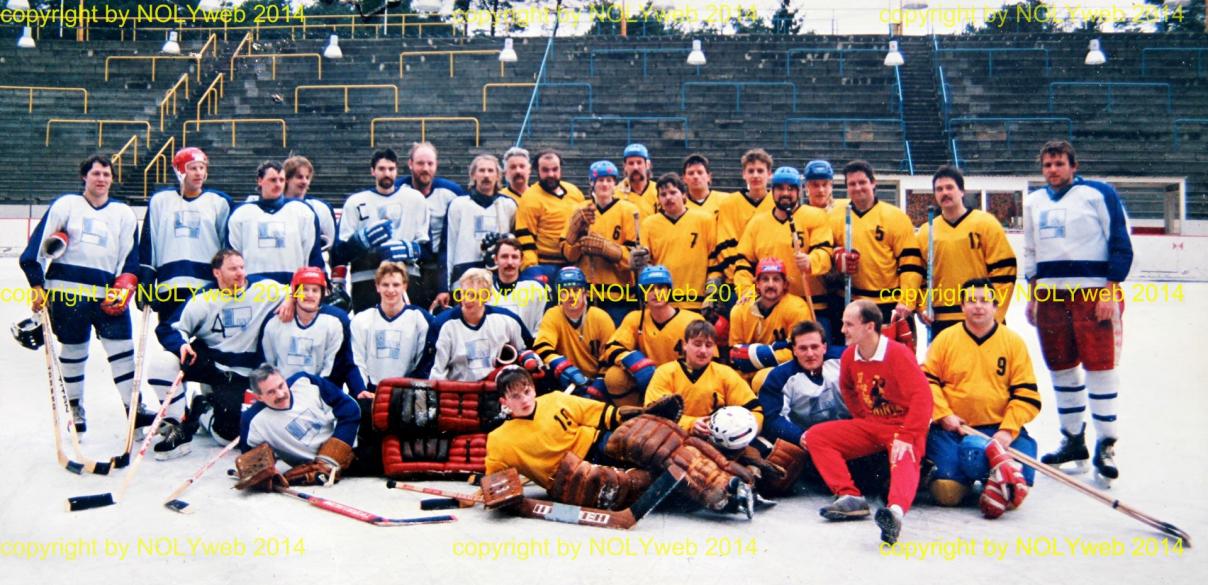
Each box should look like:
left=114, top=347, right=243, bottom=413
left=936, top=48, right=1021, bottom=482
left=514, top=181, right=586, bottom=269
left=562, top=198, right=640, bottom=286
left=645, top=360, right=764, bottom=432
left=604, top=307, right=703, bottom=367
left=715, top=189, right=776, bottom=281
left=732, top=205, right=833, bottom=303
left=618, top=178, right=657, bottom=220
left=484, top=392, right=622, bottom=488
left=640, top=210, right=720, bottom=309
left=500, top=184, right=527, bottom=205
left=532, top=305, right=616, bottom=378
left=728, top=293, right=812, bottom=346
left=923, top=323, right=1040, bottom=438
left=915, top=208, right=1017, bottom=323
left=686, top=189, right=732, bottom=221
left=833, top=199, right=924, bottom=304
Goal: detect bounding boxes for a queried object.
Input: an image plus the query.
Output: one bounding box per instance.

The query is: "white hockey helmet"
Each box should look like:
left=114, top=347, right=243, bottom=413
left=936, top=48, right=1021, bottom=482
left=708, top=406, right=758, bottom=451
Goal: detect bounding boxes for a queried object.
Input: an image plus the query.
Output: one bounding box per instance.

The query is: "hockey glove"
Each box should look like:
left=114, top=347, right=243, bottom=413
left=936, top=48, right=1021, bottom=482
left=619, top=351, right=656, bottom=391
left=580, top=233, right=624, bottom=262
left=324, top=265, right=352, bottom=311
left=100, top=273, right=138, bottom=316
left=283, top=438, right=354, bottom=487
left=380, top=240, right=423, bottom=263
left=517, top=349, right=542, bottom=374
left=729, top=341, right=789, bottom=373
left=550, top=356, right=590, bottom=389
left=832, top=249, right=860, bottom=276
left=982, top=440, right=1028, bottom=512
left=355, top=219, right=393, bottom=250
left=629, top=246, right=651, bottom=274
left=41, top=231, right=69, bottom=260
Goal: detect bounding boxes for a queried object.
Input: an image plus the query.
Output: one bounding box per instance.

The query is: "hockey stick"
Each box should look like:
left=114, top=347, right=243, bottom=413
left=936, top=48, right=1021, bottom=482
left=786, top=210, right=817, bottom=320
left=67, top=372, right=186, bottom=511
left=844, top=203, right=853, bottom=307
left=111, top=304, right=153, bottom=469
left=925, top=205, right=937, bottom=341
left=41, top=308, right=111, bottom=475
left=386, top=480, right=484, bottom=505
left=275, top=485, right=457, bottom=527
left=961, top=426, right=1193, bottom=547
left=163, top=437, right=241, bottom=513
left=511, top=466, right=684, bottom=530
left=632, top=210, right=646, bottom=340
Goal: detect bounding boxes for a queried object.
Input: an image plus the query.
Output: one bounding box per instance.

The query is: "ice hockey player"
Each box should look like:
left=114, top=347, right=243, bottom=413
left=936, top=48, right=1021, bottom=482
left=282, top=156, right=336, bottom=252
left=681, top=153, right=731, bottom=220
left=514, top=149, right=586, bottom=284
left=616, top=143, right=657, bottom=218
left=499, top=146, right=531, bottom=203
left=149, top=249, right=292, bottom=459
left=563, top=160, right=642, bottom=324
left=639, top=173, right=720, bottom=311
left=487, top=237, right=547, bottom=335
left=1024, top=140, right=1132, bottom=484
left=240, top=364, right=360, bottom=486
left=226, top=161, right=323, bottom=284
left=428, top=268, right=531, bottom=382
left=532, top=267, right=615, bottom=395
left=807, top=300, right=932, bottom=545
left=349, top=263, right=431, bottom=396
left=261, top=267, right=366, bottom=396
left=714, top=148, right=775, bottom=283
left=923, top=278, right=1037, bottom=517
left=728, top=257, right=812, bottom=377
left=138, top=147, right=231, bottom=322
left=446, top=154, right=516, bottom=286
left=485, top=366, right=684, bottom=509
left=19, top=155, right=146, bottom=433
left=331, top=148, right=430, bottom=312
left=395, top=142, right=462, bottom=312
left=601, top=265, right=704, bottom=406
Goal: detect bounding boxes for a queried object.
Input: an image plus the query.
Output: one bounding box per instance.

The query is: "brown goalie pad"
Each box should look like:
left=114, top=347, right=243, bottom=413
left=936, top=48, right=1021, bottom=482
left=548, top=452, right=653, bottom=511
left=481, top=467, right=525, bottom=509
left=756, top=439, right=806, bottom=496
left=604, top=414, right=687, bottom=470
left=235, top=444, right=287, bottom=491
left=668, top=437, right=755, bottom=512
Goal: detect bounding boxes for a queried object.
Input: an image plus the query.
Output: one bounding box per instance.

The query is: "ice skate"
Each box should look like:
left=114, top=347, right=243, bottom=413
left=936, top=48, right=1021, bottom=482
left=1041, top=424, right=1089, bottom=474
left=154, top=418, right=194, bottom=460
left=68, top=400, right=86, bottom=434
left=1093, top=438, right=1118, bottom=487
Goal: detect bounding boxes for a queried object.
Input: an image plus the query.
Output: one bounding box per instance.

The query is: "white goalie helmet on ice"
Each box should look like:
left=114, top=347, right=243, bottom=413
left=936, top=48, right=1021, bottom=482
left=708, top=406, right=758, bottom=451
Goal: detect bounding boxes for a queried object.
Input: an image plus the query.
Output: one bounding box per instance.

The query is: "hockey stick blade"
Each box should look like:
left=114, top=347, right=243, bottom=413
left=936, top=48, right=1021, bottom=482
left=278, top=487, right=456, bottom=527
left=628, top=466, right=685, bottom=521
left=67, top=493, right=115, bottom=512
left=422, top=497, right=475, bottom=510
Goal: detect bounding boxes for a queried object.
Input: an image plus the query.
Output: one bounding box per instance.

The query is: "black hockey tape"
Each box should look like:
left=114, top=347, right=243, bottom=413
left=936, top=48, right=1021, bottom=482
left=385, top=480, right=397, bottom=489
left=65, top=461, right=84, bottom=475
left=112, top=453, right=130, bottom=469
left=67, top=493, right=115, bottom=512
left=93, top=461, right=111, bottom=476
left=421, top=498, right=460, bottom=511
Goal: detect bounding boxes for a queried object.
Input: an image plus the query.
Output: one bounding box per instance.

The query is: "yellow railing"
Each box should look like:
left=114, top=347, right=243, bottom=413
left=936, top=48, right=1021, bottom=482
left=196, top=73, right=226, bottom=122
left=157, top=73, right=190, bottom=132
left=228, top=32, right=255, bottom=78
left=231, top=53, right=322, bottom=81
left=399, top=50, right=503, bottom=80
left=198, top=33, right=219, bottom=59
left=294, top=84, right=398, bottom=113
left=104, top=55, right=203, bottom=83
left=143, top=13, right=460, bottom=40
left=0, top=85, right=89, bottom=114
left=183, top=118, right=287, bottom=148
left=45, top=119, right=152, bottom=148
left=143, top=136, right=176, bottom=199
left=111, top=134, right=139, bottom=183
left=369, top=117, right=479, bottom=147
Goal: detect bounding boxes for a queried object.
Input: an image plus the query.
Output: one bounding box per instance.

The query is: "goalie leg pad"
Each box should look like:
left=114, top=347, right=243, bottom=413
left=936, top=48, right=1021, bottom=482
left=668, top=440, right=750, bottom=512
left=550, top=452, right=653, bottom=510
left=605, top=415, right=686, bottom=469
left=759, top=439, right=807, bottom=496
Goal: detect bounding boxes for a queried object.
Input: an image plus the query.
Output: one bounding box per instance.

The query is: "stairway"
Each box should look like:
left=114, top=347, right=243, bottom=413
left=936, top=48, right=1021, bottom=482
left=897, top=37, right=949, bottom=173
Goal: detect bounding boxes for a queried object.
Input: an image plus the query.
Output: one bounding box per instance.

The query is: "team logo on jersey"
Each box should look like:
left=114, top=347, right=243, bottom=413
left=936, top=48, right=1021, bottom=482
left=215, top=306, right=252, bottom=336
left=286, top=336, right=315, bottom=367
left=174, top=210, right=201, bottom=238
left=80, top=217, right=109, bottom=246
left=1038, top=209, right=1067, bottom=240
left=285, top=407, right=327, bottom=441
left=467, top=339, right=493, bottom=371
left=377, top=204, right=402, bottom=225
left=257, top=221, right=287, bottom=249
left=472, top=215, right=499, bottom=238
left=374, top=330, right=402, bottom=359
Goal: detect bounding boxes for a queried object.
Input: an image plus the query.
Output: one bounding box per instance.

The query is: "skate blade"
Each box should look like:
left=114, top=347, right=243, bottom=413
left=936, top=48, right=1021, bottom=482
left=1056, top=460, right=1090, bottom=475
left=154, top=444, right=193, bottom=461
left=1093, top=471, right=1115, bottom=489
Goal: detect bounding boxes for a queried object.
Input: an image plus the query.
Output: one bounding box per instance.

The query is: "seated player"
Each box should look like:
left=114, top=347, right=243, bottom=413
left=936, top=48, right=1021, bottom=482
left=807, top=300, right=932, bottom=545
left=429, top=268, right=531, bottom=382
left=924, top=279, right=1038, bottom=518
left=488, top=237, right=547, bottom=335
left=728, top=257, right=812, bottom=378
left=645, top=319, right=763, bottom=437
left=485, top=367, right=680, bottom=510
left=532, top=267, right=616, bottom=394
left=600, top=265, right=703, bottom=407
left=240, top=364, right=360, bottom=486
left=261, top=267, right=366, bottom=396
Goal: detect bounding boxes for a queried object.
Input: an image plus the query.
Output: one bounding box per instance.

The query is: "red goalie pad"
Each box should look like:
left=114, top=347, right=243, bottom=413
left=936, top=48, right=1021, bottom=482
left=381, top=433, right=488, bottom=479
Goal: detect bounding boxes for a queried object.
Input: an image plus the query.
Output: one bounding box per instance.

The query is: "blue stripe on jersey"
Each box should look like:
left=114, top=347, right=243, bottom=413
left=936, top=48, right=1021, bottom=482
left=1035, top=260, right=1109, bottom=280
left=46, top=263, right=115, bottom=288
left=157, top=259, right=215, bottom=283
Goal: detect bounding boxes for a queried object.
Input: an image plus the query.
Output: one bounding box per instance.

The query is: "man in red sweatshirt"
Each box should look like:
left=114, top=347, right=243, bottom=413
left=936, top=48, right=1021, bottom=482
left=805, top=300, right=932, bottom=545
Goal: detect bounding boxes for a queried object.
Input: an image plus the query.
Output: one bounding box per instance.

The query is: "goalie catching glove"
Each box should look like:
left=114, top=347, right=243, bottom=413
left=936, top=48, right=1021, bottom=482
left=235, top=443, right=288, bottom=491
left=579, top=233, right=624, bottom=262
left=979, top=440, right=1029, bottom=519
left=283, top=438, right=354, bottom=487
left=565, top=205, right=596, bottom=245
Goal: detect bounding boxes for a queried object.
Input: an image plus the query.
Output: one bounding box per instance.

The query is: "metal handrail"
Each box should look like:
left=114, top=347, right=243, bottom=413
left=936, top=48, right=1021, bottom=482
left=111, top=135, right=139, bottom=183
left=369, top=117, right=480, bottom=147
left=0, top=85, right=88, bottom=114
left=45, top=119, right=152, bottom=148
left=182, top=118, right=287, bottom=148
left=516, top=31, right=556, bottom=147
left=104, top=54, right=203, bottom=83
left=228, top=33, right=255, bottom=78
left=935, top=47, right=1050, bottom=77
left=196, top=73, right=226, bottom=122
left=231, top=53, right=322, bottom=81
left=569, top=116, right=690, bottom=147
left=294, top=84, right=399, bottom=113
left=483, top=82, right=593, bottom=112
left=1048, top=81, right=1172, bottom=113
left=398, top=50, right=504, bottom=80
left=1141, top=47, right=1208, bottom=77
left=680, top=81, right=797, bottom=113
left=785, top=47, right=890, bottom=76
left=588, top=48, right=698, bottom=79
left=142, top=136, right=176, bottom=199
left=157, top=73, right=190, bottom=132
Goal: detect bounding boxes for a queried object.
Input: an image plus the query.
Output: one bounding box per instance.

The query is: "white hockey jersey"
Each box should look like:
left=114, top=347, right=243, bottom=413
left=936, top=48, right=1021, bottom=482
left=300, top=196, right=337, bottom=251
left=261, top=305, right=364, bottom=394
left=20, top=194, right=139, bottom=299
left=337, top=185, right=431, bottom=284
left=240, top=372, right=361, bottom=465
left=1023, top=177, right=1134, bottom=290
left=349, top=304, right=432, bottom=386
left=757, top=358, right=849, bottom=445
left=490, top=277, right=547, bottom=336
left=139, top=187, right=231, bottom=291
left=446, top=192, right=516, bottom=285
left=428, top=305, right=530, bottom=382
left=226, top=197, right=323, bottom=284
left=156, top=279, right=290, bottom=375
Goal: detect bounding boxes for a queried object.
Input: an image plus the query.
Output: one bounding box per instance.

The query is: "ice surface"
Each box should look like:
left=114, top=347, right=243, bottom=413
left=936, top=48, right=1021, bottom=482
left=0, top=263, right=1203, bottom=584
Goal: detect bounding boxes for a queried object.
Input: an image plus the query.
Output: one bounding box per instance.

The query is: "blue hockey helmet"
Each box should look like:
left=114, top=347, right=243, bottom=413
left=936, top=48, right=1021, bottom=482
left=623, top=143, right=650, bottom=160
left=804, top=160, right=834, bottom=181
left=770, top=166, right=802, bottom=189
left=638, top=265, right=673, bottom=288
left=556, top=266, right=588, bottom=290
left=589, top=160, right=620, bottom=184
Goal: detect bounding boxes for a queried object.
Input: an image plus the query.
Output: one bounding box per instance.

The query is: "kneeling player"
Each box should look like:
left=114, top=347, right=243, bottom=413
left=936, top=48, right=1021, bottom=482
left=240, top=365, right=360, bottom=486
left=924, top=279, right=1038, bottom=518
left=728, top=257, right=811, bottom=378
left=429, top=268, right=531, bottom=381
left=532, top=267, right=615, bottom=394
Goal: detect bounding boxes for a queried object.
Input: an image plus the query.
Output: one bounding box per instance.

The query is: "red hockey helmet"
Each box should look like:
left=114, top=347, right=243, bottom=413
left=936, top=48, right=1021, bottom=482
left=291, top=267, right=327, bottom=292
left=173, top=147, right=208, bottom=175
left=755, top=257, right=787, bottom=279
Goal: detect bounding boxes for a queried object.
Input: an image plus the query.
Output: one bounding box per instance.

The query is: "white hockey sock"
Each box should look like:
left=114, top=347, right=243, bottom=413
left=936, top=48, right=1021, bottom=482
left=1051, top=367, right=1086, bottom=435
left=58, top=342, right=90, bottom=402
left=101, top=337, right=135, bottom=406
left=1085, top=369, right=1119, bottom=440
left=147, top=353, right=187, bottom=421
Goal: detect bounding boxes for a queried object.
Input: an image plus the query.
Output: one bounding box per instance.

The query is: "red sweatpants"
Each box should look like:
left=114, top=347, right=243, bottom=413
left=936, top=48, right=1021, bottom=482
left=805, top=418, right=926, bottom=513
